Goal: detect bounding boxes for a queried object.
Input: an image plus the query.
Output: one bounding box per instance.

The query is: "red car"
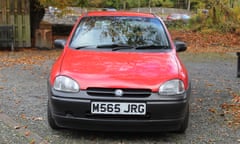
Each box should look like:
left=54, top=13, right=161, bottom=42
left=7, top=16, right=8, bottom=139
left=48, top=11, right=191, bottom=133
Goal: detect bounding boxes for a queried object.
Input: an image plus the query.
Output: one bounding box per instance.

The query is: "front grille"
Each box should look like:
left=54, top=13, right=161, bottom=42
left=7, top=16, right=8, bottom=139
left=87, top=87, right=152, bottom=97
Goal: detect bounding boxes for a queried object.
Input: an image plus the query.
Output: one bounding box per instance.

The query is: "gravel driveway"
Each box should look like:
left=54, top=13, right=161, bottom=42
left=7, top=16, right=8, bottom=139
left=0, top=49, right=239, bottom=144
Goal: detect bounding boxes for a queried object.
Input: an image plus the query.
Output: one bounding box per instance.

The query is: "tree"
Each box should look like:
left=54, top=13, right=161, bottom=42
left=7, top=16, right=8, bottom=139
left=30, top=0, right=45, bottom=39
left=187, top=0, right=240, bottom=33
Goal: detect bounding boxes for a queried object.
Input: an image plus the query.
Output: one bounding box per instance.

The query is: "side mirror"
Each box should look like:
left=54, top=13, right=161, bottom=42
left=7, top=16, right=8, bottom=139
left=174, top=41, right=187, bottom=52
left=54, top=39, right=66, bottom=49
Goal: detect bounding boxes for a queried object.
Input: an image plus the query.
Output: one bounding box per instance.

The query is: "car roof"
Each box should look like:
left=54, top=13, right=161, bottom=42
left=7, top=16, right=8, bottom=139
left=84, top=11, right=156, bottom=18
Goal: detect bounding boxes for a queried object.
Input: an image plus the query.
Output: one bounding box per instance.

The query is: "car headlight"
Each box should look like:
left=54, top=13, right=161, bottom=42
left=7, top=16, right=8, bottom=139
left=53, top=76, right=79, bottom=92
left=159, top=79, right=185, bottom=95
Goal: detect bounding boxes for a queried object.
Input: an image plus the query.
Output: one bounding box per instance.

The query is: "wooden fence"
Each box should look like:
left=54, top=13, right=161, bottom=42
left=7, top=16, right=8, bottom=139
left=0, top=0, right=31, bottom=47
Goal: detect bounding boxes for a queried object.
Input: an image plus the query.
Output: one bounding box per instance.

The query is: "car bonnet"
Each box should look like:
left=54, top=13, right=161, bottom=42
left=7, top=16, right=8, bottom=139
left=60, top=49, right=179, bottom=91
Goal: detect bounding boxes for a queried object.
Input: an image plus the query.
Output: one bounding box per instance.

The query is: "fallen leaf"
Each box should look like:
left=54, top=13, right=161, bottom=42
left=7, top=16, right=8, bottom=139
left=21, top=114, right=27, bottom=120
left=14, top=125, right=22, bottom=129
left=170, top=30, right=240, bottom=53
left=208, top=108, right=217, bottom=113
left=206, top=83, right=214, bottom=87
left=30, top=139, right=35, bottom=144
left=25, top=131, right=30, bottom=136
left=32, top=117, right=43, bottom=121
left=219, top=113, right=225, bottom=117
left=215, top=89, right=222, bottom=94
left=221, top=92, right=240, bottom=128
left=198, top=98, right=203, bottom=103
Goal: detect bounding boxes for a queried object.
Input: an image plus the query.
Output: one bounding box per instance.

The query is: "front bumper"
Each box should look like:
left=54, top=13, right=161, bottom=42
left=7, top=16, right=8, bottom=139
left=48, top=85, right=191, bottom=132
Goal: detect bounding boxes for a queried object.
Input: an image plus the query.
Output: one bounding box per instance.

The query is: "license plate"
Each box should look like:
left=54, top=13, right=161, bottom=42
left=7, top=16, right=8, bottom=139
left=91, top=102, right=146, bottom=115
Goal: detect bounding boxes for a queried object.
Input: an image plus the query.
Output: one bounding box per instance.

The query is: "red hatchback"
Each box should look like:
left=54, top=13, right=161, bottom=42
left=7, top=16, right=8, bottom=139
left=48, top=11, right=191, bottom=133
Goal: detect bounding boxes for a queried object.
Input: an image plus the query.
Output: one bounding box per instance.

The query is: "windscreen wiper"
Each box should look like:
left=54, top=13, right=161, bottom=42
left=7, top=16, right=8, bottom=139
left=134, top=45, right=170, bottom=50
left=74, top=45, right=96, bottom=49
left=76, top=44, right=170, bottom=51
left=97, top=44, right=134, bottom=51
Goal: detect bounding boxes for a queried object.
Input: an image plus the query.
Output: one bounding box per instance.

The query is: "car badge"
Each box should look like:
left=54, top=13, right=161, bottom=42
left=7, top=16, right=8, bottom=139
left=115, top=89, right=124, bottom=97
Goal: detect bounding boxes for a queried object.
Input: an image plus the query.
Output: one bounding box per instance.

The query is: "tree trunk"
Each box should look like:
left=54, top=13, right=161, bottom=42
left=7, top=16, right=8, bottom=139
left=123, top=0, right=126, bottom=10
left=213, top=6, right=217, bottom=24
left=187, top=0, right=191, bottom=11
left=148, top=0, right=152, bottom=13
left=137, top=0, right=141, bottom=12
left=30, top=0, right=45, bottom=39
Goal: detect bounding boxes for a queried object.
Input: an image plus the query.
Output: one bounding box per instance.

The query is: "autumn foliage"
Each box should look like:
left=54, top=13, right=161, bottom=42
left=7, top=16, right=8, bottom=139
left=169, top=30, right=240, bottom=53
left=221, top=92, right=240, bottom=128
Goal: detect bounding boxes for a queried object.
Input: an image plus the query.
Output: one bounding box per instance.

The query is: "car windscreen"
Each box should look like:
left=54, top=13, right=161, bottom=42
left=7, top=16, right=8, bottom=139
left=69, top=16, right=170, bottom=50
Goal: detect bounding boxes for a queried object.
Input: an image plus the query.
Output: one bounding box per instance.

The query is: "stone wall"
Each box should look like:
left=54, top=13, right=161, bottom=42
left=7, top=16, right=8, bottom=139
left=42, top=7, right=191, bottom=25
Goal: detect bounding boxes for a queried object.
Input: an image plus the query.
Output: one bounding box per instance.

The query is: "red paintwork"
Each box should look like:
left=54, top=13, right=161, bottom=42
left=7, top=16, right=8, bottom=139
left=86, top=11, right=155, bottom=18
left=49, top=11, right=189, bottom=92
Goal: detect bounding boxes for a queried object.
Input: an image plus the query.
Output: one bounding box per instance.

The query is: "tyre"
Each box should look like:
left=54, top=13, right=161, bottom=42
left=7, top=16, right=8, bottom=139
left=47, top=102, right=60, bottom=129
